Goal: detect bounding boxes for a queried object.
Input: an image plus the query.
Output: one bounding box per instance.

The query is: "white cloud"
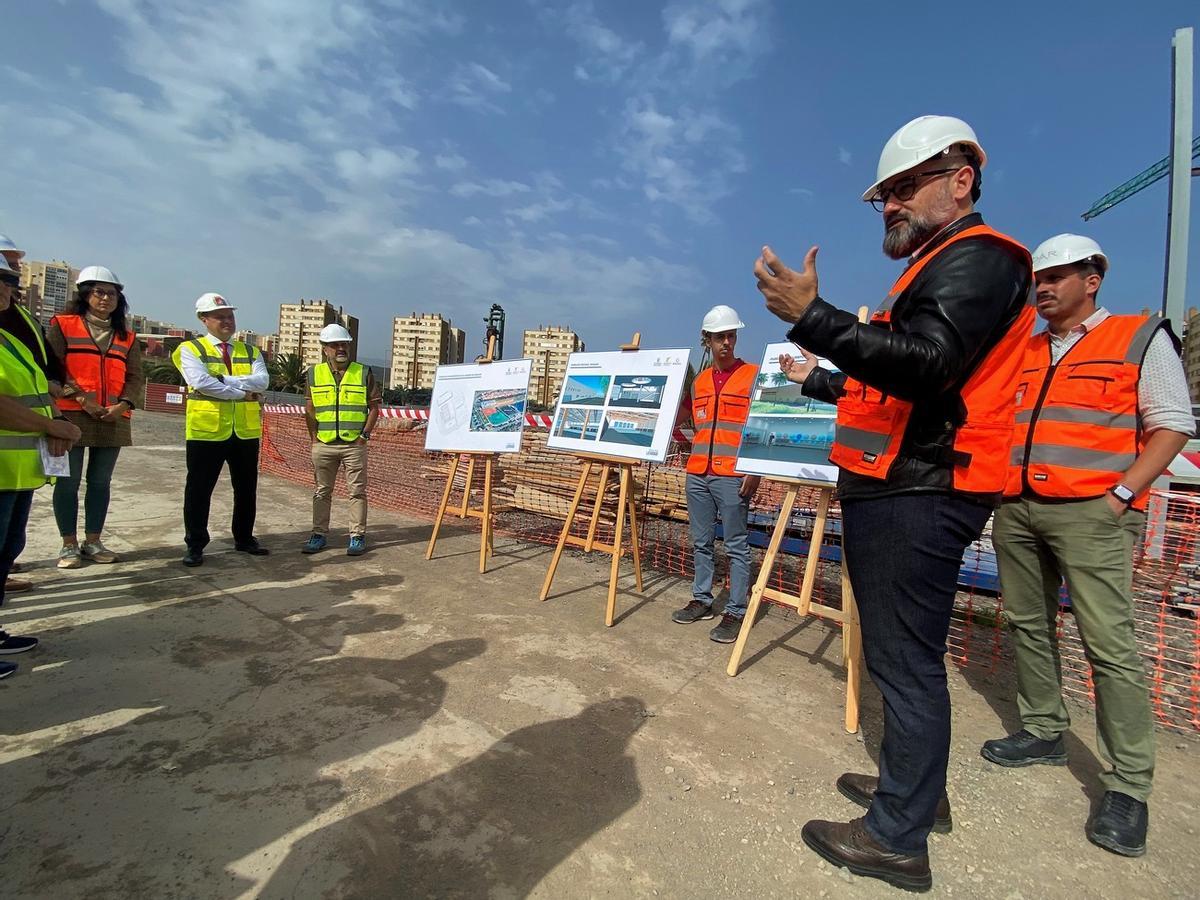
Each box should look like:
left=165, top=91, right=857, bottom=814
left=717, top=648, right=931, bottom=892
left=333, top=147, right=422, bottom=183
left=838, top=147, right=852, bottom=166
left=661, top=0, right=770, bottom=81
left=556, top=1, right=643, bottom=83
left=445, top=62, right=512, bottom=111
left=435, top=153, right=468, bottom=171
left=617, top=96, right=745, bottom=224
left=450, top=180, right=531, bottom=198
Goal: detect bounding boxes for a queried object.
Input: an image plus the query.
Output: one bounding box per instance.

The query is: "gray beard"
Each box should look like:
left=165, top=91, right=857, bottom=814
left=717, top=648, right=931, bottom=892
left=882, top=214, right=942, bottom=260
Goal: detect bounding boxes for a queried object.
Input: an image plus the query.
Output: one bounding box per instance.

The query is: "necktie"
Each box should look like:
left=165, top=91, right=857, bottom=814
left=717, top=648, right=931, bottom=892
left=219, top=342, right=233, bottom=373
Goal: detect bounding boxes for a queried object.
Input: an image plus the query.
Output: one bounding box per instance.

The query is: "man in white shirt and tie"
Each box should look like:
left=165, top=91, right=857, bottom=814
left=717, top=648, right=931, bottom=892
left=172, top=293, right=270, bottom=566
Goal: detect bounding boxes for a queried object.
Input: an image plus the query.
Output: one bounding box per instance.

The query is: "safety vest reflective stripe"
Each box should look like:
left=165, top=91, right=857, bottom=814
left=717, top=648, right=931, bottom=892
left=0, top=435, right=41, bottom=450
left=1014, top=407, right=1139, bottom=429
left=1011, top=444, right=1137, bottom=472
left=833, top=424, right=892, bottom=454
left=1125, top=317, right=1162, bottom=363
left=310, top=404, right=369, bottom=414
left=10, top=392, right=54, bottom=408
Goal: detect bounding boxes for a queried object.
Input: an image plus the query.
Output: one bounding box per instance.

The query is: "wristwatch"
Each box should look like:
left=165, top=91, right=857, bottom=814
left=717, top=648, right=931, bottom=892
left=360, top=431, right=372, bottom=442
left=1109, top=484, right=1136, bottom=506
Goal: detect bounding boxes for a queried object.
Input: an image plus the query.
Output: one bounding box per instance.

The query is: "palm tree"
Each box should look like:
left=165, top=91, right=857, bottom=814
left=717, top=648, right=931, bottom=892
left=269, top=352, right=307, bottom=393
left=142, top=357, right=184, bottom=386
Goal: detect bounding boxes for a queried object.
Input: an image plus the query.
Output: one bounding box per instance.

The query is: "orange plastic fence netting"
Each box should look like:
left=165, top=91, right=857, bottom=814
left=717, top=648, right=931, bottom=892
left=260, top=410, right=1200, bottom=735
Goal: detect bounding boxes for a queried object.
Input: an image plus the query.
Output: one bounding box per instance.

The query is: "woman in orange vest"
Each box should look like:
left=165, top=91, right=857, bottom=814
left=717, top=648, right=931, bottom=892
left=47, top=266, right=144, bottom=569
left=672, top=304, right=760, bottom=644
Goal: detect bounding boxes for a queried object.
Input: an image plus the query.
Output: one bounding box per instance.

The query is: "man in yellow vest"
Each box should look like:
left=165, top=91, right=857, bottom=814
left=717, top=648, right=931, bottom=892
left=172, top=293, right=270, bottom=567
left=984, top=235, right=1193, bottom=858
left=0, top=254, right=80, bottom=679
left=302, top=324, right=380, bottom=556
left=757, top=116, right=1034, bottom=891
left=672, top=304, right=760, bottom=643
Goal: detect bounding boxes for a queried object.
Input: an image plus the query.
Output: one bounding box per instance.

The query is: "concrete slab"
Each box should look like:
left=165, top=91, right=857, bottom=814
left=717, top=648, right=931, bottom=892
left=1, top=412, right=1197, bottom=898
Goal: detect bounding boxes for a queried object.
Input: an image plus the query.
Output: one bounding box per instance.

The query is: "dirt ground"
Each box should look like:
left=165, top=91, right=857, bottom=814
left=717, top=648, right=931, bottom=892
left=2, top=411, right=1197, bottom=899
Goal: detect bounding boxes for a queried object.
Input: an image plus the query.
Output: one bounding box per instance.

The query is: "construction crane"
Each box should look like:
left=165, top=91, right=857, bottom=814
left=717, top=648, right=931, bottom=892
left=1081, top=135, right=1200, bottom=220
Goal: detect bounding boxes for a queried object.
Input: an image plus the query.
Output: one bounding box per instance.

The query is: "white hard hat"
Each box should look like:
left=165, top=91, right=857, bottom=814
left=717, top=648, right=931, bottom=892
left=319, top=323, right=353, bottom=343
left=76, top=265, right=123, bottom=290
left=0, top=233, right=24, bottom=259
left=1032, top=234, right=1109, bottom=275
left=195, top=292, right=237, bottom=314
left=862, top=115, right=987, bottom=203
left=701, top=304, right=746, bottom=332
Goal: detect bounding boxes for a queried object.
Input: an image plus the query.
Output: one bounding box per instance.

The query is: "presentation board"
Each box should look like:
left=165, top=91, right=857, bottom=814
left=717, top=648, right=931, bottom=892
left=546, top=348, right=691, bottom=463
left=734, top=342, right=839, bottom=484
left=425, top=358, right=533, bottom=454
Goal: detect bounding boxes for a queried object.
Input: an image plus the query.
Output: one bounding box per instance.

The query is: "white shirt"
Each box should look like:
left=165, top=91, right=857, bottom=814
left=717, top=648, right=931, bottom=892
left=1046, top=308, right=1194, bottom=437
left=178, top=333, right=269, bottom=401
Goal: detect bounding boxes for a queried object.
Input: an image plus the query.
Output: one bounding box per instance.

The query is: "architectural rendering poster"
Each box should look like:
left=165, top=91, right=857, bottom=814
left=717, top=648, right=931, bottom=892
left=734, top=342, right=839, bottom=484
left=547, top=348, right=691, bottom=463
left=425, top=358, right=534, bottom=454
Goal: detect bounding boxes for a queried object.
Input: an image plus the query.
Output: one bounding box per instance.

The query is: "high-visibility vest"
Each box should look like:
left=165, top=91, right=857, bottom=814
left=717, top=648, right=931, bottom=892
left=310, top=362, right=369, bottom=442
left=828, top=224, right=1036, bottom=494
left=171, top=338, right=263, bottom=441
left=1006, top=315, right=1166, bottom=511
left=10, top=302, right=49, bottom=369
left=51, top=314, right=135, bottom=418
left=0, top=327, right=56, bottom=490
left=686, top=362, right=758, bottom=477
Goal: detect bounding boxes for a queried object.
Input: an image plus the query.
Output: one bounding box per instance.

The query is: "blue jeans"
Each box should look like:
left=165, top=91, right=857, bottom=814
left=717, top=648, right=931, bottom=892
left=52, top=445, right=121, bottom=538
left=0, top=490, right=34, bottom=607
left=686, top=473, right=751, bottom=618
left=841, top=492, right=992, bottom=855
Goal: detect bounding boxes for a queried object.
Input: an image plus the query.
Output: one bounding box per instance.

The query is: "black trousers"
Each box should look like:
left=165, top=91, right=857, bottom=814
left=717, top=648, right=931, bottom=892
left=183, top=437, right=259, bottom=551
left=841, top=492, right=992, bottom=855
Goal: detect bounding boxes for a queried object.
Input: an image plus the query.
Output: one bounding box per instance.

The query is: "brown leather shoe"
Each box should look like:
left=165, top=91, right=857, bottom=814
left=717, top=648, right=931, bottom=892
left=5, top=577, right=33, bottom=593
left=837, top=772, right=953, bottom=834
left=801, top=817, right=932, bottom=893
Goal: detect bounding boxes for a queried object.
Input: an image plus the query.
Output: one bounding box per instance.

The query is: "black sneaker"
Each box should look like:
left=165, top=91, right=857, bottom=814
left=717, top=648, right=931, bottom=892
left=1087, top=791, right=1148, bottom=857
left=708, top=613, right=743, bottom=644
left=980, top=729, right=1067, bottom=767
left=0, top=659, right=17, bottom=679
left=0, top=630, right=39, bottom=655
left=672, top=600, right=715, bottom=624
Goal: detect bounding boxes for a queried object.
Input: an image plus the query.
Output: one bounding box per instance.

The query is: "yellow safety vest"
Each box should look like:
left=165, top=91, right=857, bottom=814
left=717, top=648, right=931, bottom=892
left=171, top=338, right=263, bottom=441
left=310, top=362, right=368, bottom=443
left=0, top=327, right=56, bottom=489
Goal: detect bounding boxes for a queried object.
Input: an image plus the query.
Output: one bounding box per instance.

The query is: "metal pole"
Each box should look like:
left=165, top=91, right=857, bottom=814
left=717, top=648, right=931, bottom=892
left=1163, top=27, right=1194, bottom=326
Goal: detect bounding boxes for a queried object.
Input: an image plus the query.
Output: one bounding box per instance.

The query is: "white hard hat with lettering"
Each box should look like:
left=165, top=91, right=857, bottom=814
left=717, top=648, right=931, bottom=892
left=1032, top=234, right=1108, bottom=275
left=701, top=304, right=745, bottom=332
left=862, top=115, right=987, bottom=203
left=319, top=323, right=353, bottom=343
left=77, top=265, right=123, bottom=290
left=195, top=292, right=237, bottom=314
left=0, top=233, right=24, bottom=259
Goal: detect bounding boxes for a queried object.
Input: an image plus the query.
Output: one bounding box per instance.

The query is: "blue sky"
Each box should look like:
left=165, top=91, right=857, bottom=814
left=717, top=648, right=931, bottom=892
left=3, top=1, right=1198, bottom=365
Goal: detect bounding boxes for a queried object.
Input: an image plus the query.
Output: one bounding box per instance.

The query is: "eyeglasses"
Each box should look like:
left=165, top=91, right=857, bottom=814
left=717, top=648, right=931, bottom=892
left=869, top=167, right=961, bottom=211
left=90, top=288, right=119, bottom=300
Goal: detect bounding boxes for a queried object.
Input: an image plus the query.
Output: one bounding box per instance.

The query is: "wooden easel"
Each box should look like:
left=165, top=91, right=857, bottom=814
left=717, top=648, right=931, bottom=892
left=425, top=336, right=500, bottom=574
left=725, top=477, right=862, bottom=733
left=539, top=333, right=645, bottom=626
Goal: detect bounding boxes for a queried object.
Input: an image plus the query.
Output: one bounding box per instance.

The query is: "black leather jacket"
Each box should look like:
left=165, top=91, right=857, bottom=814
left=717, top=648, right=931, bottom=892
left=790, top=213, right=1032, bottom=504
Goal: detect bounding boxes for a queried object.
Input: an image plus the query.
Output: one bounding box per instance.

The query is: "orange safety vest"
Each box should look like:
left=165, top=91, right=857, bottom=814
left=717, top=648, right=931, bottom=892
left=686, top=362, right=758, bottom=477
left=52, top=314, right=135, bottom=418
left=828, top=224, right=1036, bottom=494
left=1006, top=315, right=1166, bottom=511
